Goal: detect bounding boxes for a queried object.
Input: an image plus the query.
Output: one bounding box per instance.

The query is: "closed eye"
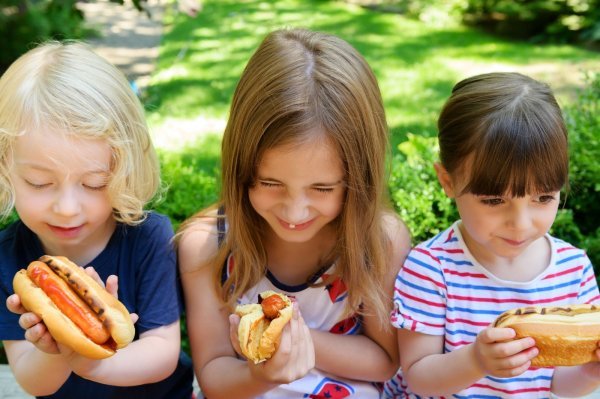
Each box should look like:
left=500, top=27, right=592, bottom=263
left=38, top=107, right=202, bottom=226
left=258, top=181, right=282, bottom=188
left=25, top=180, right=51, bottom=189
left=313, top=186, right=335, bottom=193
left=83, top=184, right=107, bottom=191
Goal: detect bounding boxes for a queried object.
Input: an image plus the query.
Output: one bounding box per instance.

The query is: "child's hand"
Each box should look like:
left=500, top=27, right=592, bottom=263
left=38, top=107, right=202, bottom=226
left=7, top=294, right=61, bottom=354
left=473, top=326, right=538, bottom=377
left=578, top=342, right=600, bottom=379
left=6, top=293, right=27, bottom=314
left=84, top=267, right=138, bottom=324
left=228, top=313, right=243, bottom=358
left=248, top=303, right=315, bottom=384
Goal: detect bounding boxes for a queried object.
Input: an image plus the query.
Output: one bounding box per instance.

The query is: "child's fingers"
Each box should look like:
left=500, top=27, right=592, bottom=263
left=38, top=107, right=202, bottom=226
left=105, top=275, right=119, bottom=298
left=85, top=268, right=119, bottom=298
left=6, top=293, right=26, bottom=314
left=18, top=312, right=41, bottom=330
left=229, top=314, right=243, bottom=357
left=479, top=327, right=516, bottom=343
left=493, top=337, right=537, bottom=358
left=24, top=321, right=60, bottom=356
left=84, top=266, right=104, bottom=288
left=295, top=307, right=315, bottom=369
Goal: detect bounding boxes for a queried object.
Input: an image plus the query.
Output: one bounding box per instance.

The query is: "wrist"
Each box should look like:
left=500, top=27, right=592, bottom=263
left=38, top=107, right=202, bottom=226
left=467, top=342, right=487, bottom=377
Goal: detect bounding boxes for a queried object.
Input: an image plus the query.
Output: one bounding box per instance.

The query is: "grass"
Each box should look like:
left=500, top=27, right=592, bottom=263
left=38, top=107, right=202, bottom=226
left=144, top=0, right=600, bottom=153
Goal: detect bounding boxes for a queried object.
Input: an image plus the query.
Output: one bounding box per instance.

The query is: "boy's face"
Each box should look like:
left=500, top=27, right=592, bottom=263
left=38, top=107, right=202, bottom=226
left=435, top=163, right=560, bottom=270
left=9, top=129, right=115, bottom=262
left=248, top=133, right=346, bottom=245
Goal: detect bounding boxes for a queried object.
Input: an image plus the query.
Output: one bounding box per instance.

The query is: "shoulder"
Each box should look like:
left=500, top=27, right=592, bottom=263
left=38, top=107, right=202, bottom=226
left=119, top=211, right=174, bottom=237
left=548, top=234, right=589, bottom=261
left=0, top=220, right=36, bottom=268
left=0, top=220, right=22, bottom=246
left=140, top=211, right=174, bottom=233
left=380, top=211, right=412, bottom=274
left=177, top=209, right=220, bottom=274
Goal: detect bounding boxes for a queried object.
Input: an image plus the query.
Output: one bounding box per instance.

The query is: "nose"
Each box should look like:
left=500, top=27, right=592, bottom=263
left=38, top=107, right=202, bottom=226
left=507, top=203, right=531, bottom=230
left=53, top=186, right=82, bottom=217
left=283, top=192, right=309, bottom=223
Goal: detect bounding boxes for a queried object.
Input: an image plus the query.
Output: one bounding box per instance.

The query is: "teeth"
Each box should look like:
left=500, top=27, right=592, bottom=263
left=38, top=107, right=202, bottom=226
left=289, top=224, right=296, bottom=229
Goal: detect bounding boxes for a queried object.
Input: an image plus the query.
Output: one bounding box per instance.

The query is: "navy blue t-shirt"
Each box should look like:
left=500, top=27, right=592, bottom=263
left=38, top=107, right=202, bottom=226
left=0, top=212, right=193, bottom=398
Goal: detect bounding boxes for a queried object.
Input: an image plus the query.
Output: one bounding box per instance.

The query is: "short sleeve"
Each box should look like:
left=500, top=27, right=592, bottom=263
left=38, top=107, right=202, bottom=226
left=391, top=245, right=447, bottom=336
left=131, top=214, right=180, bottom=333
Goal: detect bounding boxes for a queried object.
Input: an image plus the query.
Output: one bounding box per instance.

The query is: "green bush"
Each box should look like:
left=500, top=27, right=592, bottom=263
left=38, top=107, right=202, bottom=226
left=0, top=0, right=87, bottom=73
left=389, top=133, right=458, bottom=244
left=565, top=72, right=600, bottom=235
left=463, top=0, right=600, bottom=44
left=153, top=135, right=222, bottom=230
left=0, top=0, right=151, bottom=74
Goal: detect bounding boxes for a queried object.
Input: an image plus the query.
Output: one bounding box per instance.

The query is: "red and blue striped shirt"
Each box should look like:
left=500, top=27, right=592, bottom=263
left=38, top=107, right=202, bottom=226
left=384, top=221, right=600, bottom=399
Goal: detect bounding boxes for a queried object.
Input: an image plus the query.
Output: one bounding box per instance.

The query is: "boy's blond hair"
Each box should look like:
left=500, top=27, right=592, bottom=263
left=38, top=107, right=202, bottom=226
left=0, top=41, right=160, bottom=224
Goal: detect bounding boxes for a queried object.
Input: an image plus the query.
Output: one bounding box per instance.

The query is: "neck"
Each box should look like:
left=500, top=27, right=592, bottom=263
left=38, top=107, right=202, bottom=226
left=264, top=225, right=338, bottom=286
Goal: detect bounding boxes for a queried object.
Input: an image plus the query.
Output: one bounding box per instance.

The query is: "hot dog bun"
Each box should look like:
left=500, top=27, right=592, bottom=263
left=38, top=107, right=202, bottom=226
left=235, top=290, right=292, bottom=364
left=493, top=304, right=600, bottom=367
left=13, top=255, right=135, bottom=359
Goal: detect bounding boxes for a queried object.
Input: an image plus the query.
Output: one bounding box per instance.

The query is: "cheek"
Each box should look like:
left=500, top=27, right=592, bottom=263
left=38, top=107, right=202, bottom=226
left=320, top=192, right=345, bottom=218
left=87, top=192, right=114, bottom=213
left=539, top=206, right=559, bottom=227
left=13, top=185, right=44, bottom=211
left=248, top=188, right=271, bottom=211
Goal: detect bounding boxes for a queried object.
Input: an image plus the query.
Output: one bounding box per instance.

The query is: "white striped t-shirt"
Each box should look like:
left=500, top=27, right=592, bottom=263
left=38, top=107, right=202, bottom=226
left=384, top=221, right=600, bottom=399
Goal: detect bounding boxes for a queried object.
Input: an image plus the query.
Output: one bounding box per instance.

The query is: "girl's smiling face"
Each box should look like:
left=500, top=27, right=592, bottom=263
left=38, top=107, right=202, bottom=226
left=9, top=129, right=116, bottom=261
left=248, top=134, right=346, bottom=244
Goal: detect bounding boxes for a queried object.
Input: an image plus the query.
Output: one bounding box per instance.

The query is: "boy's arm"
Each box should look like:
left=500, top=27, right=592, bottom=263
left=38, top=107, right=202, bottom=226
left=4, top=293, right=72, bottom=396
left=4, top=339, right=71, bottom=396
left=66, top=320, right=181, bottom=386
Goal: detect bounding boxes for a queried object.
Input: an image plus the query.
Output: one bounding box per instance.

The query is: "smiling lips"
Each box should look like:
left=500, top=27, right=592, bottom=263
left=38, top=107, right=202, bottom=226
left=503, top=237, right=527, bottom=246
left=49, top=225, right=83, bottom=238
left=279, top=218, right=313, bottom=231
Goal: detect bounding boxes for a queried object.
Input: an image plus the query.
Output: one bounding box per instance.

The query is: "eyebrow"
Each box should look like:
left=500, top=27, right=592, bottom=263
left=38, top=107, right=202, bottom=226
left=16, top=162, right=110, bottom=175
left=257, top=177, right=345, bottom=186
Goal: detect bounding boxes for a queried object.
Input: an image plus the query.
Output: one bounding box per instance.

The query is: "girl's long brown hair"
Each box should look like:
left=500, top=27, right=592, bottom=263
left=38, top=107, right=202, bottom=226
left=178, top=28, right=393, bottom=326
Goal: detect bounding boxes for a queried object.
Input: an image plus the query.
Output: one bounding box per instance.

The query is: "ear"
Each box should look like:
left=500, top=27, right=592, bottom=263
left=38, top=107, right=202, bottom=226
left=434, top=162, right=455, bottom=198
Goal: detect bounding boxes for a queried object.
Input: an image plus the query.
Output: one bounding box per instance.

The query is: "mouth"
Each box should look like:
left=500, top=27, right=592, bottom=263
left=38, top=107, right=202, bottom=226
left=48, top=224, right=84, bottom=238
left=502, top=237, right=527, bottom=246
left=278, top=218, right=314, bottom=231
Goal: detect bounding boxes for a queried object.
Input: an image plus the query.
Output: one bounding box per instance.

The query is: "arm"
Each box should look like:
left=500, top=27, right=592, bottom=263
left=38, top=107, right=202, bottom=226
left=552, top=357, right=600, bottom=398
left=4, top=338, right=71, bottom=396
left=67, top=320, right=181, bottom=386
left=4, top=270, right=178, bottom=392
left=3, top=282, right=77, bottom=395
left=8, top=320, right=180, bottom=390
left=179, top=220, right=314, bottom=399
left=312, top=214, right=411, bottom=381
left=398, top=326, right=537, bottom=396
left=551, top=255, right=600, bottom=397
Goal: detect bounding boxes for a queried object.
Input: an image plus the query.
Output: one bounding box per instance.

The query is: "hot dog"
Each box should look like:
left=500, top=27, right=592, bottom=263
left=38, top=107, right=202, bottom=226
left=12, top=255, right=135, bottom=359
left=493, top=304, right=600, bottom=367
left=235, top=290, right=293, bottom=364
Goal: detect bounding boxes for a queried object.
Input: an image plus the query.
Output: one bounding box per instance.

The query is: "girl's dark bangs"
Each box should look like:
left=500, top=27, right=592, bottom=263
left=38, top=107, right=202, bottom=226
left=463, top=116, right=567, bottom=197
